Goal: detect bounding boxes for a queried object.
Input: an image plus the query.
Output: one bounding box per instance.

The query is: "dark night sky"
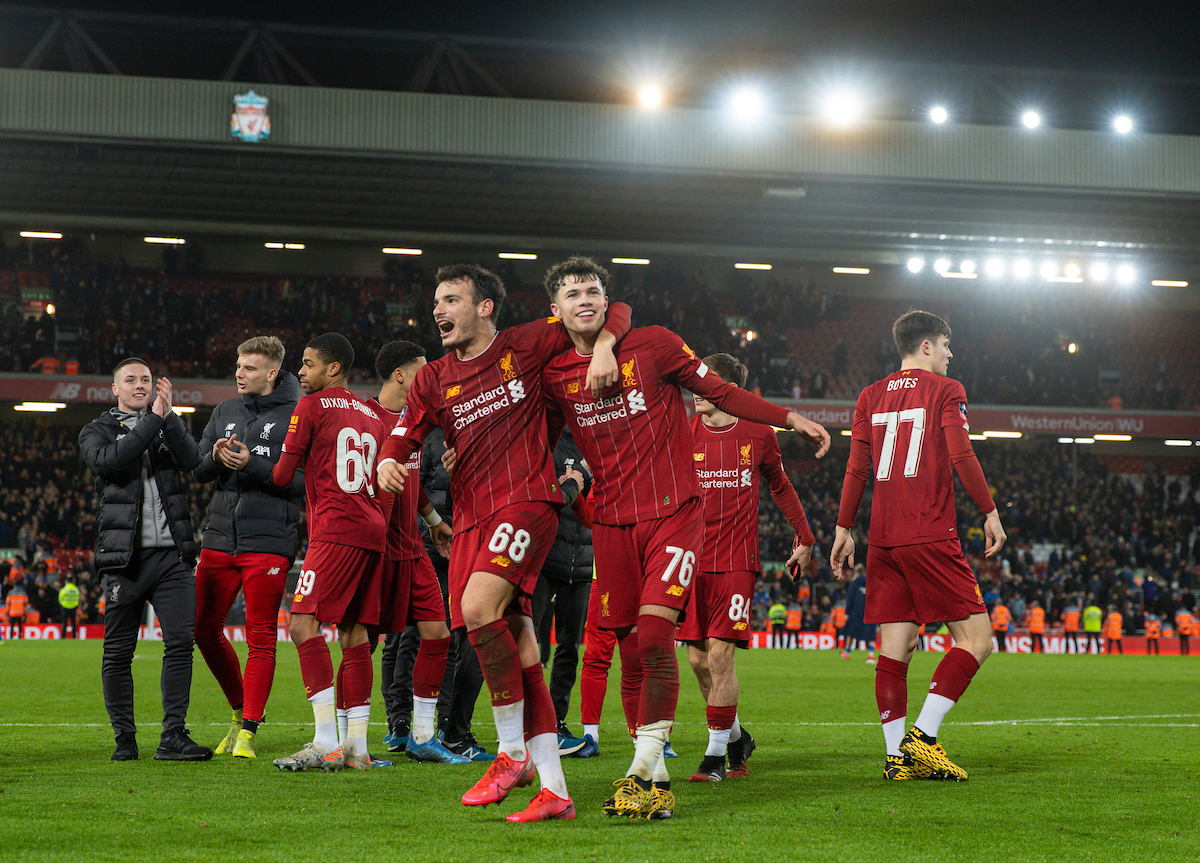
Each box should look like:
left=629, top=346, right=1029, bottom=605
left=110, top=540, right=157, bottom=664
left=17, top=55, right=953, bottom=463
left=12, top=0, right=1200, bottom=77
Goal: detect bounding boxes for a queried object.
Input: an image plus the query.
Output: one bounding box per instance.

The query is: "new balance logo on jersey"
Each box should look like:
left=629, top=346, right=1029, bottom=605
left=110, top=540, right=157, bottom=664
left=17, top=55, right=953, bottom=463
left=490, top=555, right=511, bottom=568
left=740, top=468, right=752, bottom=487
left=267, top=567, right=281, bottom=575
left=445, top=385, right=462, bottom=400
left=880, top=710, right=891, bottom=722
left=627, top=389, right=646, bottom=414
left=252, top=445, right=271, bottom=456
left=225, top=423, right=237, bottom=435
left=261, top=423, right=275, bottom=438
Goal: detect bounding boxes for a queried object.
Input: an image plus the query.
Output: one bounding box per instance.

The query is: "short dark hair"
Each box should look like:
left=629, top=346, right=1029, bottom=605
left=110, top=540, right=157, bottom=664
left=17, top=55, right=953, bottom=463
left=375, top=340, right=426, bottom=380
left=543, top=255, right=610, bottom=300
left=436, top=263, right=506, bottom=323
left=702, top=352, right=748, bottom=388
left=892, top=309, right=952, bottom=358
left=306, top=332, right=355, bottom=377
left=112, top=356, right=151, bottom=378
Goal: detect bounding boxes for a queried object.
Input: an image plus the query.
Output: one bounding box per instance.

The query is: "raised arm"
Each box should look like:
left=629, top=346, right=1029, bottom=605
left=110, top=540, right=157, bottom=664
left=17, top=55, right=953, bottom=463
left=79, top=414, right=161, bottom=478
left=377, top=368, right=439, bottom=494
left=663, top=328, right=830, bottom=456
left=160, top=410, right=201, bottom=472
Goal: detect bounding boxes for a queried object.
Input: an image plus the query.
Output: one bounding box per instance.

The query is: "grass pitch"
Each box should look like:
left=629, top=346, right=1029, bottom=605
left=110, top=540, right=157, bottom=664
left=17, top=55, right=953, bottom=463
left=1, top=640, right=1197, bottom=862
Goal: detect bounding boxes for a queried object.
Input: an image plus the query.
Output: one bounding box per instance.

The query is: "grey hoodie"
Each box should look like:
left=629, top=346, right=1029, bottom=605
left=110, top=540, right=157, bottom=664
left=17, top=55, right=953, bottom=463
left=112, top=409, right=173, bottom=548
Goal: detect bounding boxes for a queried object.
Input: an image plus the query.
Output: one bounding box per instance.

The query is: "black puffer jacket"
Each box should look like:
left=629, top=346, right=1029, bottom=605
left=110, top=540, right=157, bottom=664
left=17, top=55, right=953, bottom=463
left=194, top=371, right=304, bottom=560
left=541, top=431, right=593, bottom=583
left=419, top=427, right=452, bottom=558
left=78, top=409, right=201, bottom=573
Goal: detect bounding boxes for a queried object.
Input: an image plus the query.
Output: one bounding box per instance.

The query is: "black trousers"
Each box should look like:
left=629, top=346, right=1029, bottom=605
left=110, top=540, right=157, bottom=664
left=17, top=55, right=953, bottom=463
left=101, top=547, right=196, bottom=740
left=1030, top=633, right=1044, bottom=653
left=531, top=572, right=591, bottom=724
left=1147, top=638, right=1159, bottom=654
left=61, top=608, right=78, bottom=639
left=772, top=623, right=787, bottom=648
left=994, top=631, right=1007, bottom=651
left=1065, top=632, right=1078, bottom=653
left=1086, top=632, right=1100, bottom=653
left=380, top=555, right=485, bottom=743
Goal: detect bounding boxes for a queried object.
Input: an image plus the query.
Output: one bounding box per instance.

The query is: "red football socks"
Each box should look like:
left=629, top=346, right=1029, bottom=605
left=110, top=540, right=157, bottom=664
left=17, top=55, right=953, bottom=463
left=617, top=630, right=643, bottom=736
left=636, top=614, right=680, bottom=727
left=929, top=647, right=979, bottom=702
left=335, top=658, right=346, bottom=710
left=706, top=703, right=737, bottom=731
left=875, top=655, right=908, bottom=724
left=468, top=619, right=524, bottom=707
left=297, top=636, right=334, bottom=699
left=521, top=664, right=558, bottom=740
left=413, top=635, right=451, bottom=699
left=580, top=648, right=609, bottom=725
left=339, top=642, right=373, bottom=709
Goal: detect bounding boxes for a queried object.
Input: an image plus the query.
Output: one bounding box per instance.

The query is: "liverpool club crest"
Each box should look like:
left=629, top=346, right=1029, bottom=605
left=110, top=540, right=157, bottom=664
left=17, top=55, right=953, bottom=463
left=231, top=91, right=270, bottom=142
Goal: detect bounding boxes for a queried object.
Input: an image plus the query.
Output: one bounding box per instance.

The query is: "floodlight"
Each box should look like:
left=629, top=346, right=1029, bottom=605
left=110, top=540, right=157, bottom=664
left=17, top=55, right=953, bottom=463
left=1115, top=264, right=1136, bottom=285
left=1012, top=259, right=1032, bottom=279
left=729, top=87, right=766, bottom=122
left=929, top=106, right=948, bottom=124
left=638, top=86, right=663, bottom=109
left=933, top=258, right=950, bottom=274
left=1021, top=111, right=1041, bottom=129
left=906, top=257, right=924, bottom=273
left=1064, top=263, right=1081, bottom=279
left=960, top=260, right=976, bottom=275
left=1089, top=262, right=1109, bottom=282
left=1040, top=261, right=1057, bottom=280
left=984, top=259, right=1004, bottom=278
left=1113, top=115, right=1133, bottom=134
left=819, top=88, right=864, bottom=127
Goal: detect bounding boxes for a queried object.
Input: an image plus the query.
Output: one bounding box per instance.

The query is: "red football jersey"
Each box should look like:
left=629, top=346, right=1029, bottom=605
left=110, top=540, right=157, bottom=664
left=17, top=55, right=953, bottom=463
left=281, top=386, right=387, bottom=552
left=543, top=326, right=792, bottom=527
left=849, top=368, right=972, bottom=548
left=691, top=416, right=815, bottom=573
left=378, top=304, right=629, bottom=532
left=372, top=400, right=425, bottom=562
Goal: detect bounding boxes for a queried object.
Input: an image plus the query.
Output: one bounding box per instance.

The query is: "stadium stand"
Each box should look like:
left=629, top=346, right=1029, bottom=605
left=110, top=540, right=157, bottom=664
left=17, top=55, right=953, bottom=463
left=1, top=240, right=1196, bottom=408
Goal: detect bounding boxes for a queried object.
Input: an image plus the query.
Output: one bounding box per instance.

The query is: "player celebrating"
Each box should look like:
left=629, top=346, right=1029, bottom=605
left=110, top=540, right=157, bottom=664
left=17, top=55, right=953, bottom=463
left=368, top=340, right=463, bottom=764
left=541, top=256, right=830, bottom=820
left=830, top=310, right=1006, bottom=782
left=376, top=264, right=631, bottom=822
left=680, top=352, right=816, bottom=783
left=194, top=335, right=303, bottom=759
left=271, top=333, right=389, bottom=771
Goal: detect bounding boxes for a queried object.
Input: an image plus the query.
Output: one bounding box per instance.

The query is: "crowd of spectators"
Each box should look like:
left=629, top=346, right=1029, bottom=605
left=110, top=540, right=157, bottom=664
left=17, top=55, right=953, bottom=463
left=1, top=240, right=1196, bottom=410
